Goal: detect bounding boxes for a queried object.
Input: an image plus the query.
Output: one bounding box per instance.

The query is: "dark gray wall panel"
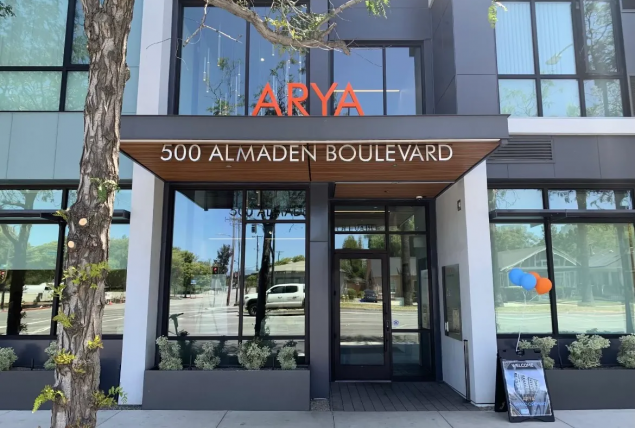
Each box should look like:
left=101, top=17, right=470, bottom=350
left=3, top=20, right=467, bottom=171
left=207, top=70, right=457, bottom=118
left=309, top=183, right=330, bottom=399
left=330, top=4, right=430, bottom=41
left=452, top=0, right=497, bottom=76
left=435, top=77, right=457, bottom=114
left=431, top=0, right=451, bottom=33
left=552, top=136, right=601, bottom=179
left=507, top=163, right=556, bottom=179
left=598, top=136, right=635, bottom=179
left=486, top=162, right=508, bottom=179
left=456, top=74, right=499, bottom=114
left=432, top=0, right=455, bottom=106
left=622, top=12, right=635, bottom=74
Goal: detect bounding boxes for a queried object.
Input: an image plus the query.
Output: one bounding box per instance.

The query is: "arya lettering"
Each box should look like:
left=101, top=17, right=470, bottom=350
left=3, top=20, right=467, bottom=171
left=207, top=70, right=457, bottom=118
left=160, top=144, right=454, bottom=162
left=252, top=83, right=363, bottom=116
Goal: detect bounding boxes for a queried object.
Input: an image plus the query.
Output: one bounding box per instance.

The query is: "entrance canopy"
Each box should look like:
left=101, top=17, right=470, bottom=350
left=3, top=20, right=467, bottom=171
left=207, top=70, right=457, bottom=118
left=120, top=115, right=508, bottom=199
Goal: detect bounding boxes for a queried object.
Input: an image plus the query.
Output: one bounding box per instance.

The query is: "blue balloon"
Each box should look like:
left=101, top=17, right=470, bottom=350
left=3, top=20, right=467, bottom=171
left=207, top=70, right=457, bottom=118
left=508, top=268, right=524, bottom=286
left=520, top=274, right=537, bottom=290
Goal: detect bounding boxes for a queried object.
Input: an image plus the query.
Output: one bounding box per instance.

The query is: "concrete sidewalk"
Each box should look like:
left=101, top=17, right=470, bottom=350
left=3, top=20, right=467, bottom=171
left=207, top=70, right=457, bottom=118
left=1, top=410, right=634, bottom=428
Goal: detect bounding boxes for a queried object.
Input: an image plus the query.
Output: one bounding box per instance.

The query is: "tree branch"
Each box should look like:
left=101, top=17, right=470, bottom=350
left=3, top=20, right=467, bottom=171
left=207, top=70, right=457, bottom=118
left=203, top=0, right=351, bottom=53
left=0, top=224, right=18, bottom=247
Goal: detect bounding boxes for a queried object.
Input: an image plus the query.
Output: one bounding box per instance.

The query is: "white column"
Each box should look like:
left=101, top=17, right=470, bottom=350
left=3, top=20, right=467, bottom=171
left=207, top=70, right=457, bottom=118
left=119, top=0, right=172, bottom=405
left=119, top=166, right=164, bottom=404
left=436, top=162, right=497, bottom=405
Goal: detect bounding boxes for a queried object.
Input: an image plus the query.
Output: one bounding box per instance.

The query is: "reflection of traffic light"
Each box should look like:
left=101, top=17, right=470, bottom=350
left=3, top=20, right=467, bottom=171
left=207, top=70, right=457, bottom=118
left=212, top=266, right=219, bottom=275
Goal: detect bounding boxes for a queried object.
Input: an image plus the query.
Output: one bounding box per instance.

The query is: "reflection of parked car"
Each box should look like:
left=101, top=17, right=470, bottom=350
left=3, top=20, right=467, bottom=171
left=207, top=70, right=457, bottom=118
left=244, top=283, right=305, bottom=316
left=361, top=289, right=378, bottom=303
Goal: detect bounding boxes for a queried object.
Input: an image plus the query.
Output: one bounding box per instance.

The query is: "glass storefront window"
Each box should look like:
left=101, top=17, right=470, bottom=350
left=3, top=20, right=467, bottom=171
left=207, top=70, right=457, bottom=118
left=582, top=0, right=617, bottom=74
left=104, top=224, right=130, bottom=335
left=334, top=234, right=385, bottom=250
left=65, top=71, right=89, bottom=111
left=584, top=79, right=623, bottom=117
left=246, top=190, right=305, bottom=221
left=71, top=0, right=89, bottom=64
left=548, top=190, right=633, bottom=210
left=541, top=79, right=580, bottom=117
left=0, top=224, right=59, bottom=335
left=0, top=190, right=63, bottom=210
left=490, top=223, right=552, bottom=334
left=388, top=206, right=426, bottom=232
left=488, top=189, right=544, bottom=210
left=243, top=223, right=306, bottom=337
left=535, top=2, right=576, bottom=75
left=333, top=48, right=383, bottom=116
left=498, top=79, right=538, bottom=117
left=334, top=206, right=385, bottom=232
left=168, top=190, right=243, bottom=336
left=552, top=223, right=635, bottom=334
left=389, top=235, right=429, bottom=329
left=495, top=2, right=534, bottom=74
left=0, top=71, right=63, bottom=111
left=179, top=7, right=246, bottom=115
left=68, top=189, right=132, bottom=211
left=385, top=48, right=422, bottom=115
left=392, top=332, right=428, bottom=377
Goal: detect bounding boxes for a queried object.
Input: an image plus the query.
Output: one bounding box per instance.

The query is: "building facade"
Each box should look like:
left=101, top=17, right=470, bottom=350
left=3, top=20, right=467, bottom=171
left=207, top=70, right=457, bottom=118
left=1, top=0, right=634, bottom=410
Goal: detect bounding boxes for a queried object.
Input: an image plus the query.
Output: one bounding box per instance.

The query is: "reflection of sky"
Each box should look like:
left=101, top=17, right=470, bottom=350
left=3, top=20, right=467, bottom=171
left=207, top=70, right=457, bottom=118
left=172, top=192, right=305, bottom=273
left=490, top=189, right=544, bottom=210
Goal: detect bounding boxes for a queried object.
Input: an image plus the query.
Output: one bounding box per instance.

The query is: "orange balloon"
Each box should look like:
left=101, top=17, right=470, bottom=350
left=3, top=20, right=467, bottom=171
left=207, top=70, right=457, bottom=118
left=535, top=278, right=552, bottom=295
left=529, top=272, right=541, bottom=281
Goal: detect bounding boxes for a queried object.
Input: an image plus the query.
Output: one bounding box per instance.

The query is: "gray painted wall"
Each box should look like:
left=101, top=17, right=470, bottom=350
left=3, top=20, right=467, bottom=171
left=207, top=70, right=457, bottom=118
left=0, top=113, right=133, bottom=182
left=487, top=135, right=635, bottom=180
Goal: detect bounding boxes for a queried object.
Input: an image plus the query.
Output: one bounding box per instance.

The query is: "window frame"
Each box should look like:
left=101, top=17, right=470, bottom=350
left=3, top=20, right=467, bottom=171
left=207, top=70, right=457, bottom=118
left=0, top=0, right=90, bottom=112
left=0, top=185, right=132, bottom=340
left=496, top=0, right=631, bottom=117
left=329, top=43, right=426, bottom=116
left=172, top=0, right=310, bottom=116
left=489, top=184, right=635, bottom=338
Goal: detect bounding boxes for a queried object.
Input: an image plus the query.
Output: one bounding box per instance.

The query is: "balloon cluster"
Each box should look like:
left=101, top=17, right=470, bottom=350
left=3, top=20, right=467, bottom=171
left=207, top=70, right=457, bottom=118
left=508, top=268, right=553, bottom=295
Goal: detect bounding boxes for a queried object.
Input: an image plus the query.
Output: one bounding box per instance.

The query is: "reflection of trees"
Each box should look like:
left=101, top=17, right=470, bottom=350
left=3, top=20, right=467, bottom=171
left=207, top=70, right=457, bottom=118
left=583, top=0, right=616, bottom=74
left=0, top=190, right=56, bottom=334
left=500, top=84, right=537, bottom=117
left=205, top=57, right=245, bottom=115
left=170, top=248, right=213, bottom=297
left=250, top=52, right=307, bottom=116
left=585, top=80, right=622, bottom=117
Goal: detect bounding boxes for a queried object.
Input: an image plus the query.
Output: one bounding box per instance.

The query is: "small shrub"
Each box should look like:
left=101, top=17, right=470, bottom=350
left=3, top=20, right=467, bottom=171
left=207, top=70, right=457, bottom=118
left=44, top=341, right=57, bottom=370
left=567, top=334, right=610, bottom=369
left=238, top=339, right=271, bottom=370
left=518, top=336, right=557, bottom=369
left=156, top=336, right=183, bottom=370
left=0, top=347, right=17, bottom=371
left=617, top=334, right=635, bottom=369
left=347, top=289, right=357, bottom=300
left=277, top=342, right=297, bottom=370
left=194, top=342, right=221, bottom=370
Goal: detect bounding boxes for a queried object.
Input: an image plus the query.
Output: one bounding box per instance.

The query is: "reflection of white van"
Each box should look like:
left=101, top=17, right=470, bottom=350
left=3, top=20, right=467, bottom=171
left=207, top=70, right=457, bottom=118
left=22, top=283, right=54, bottom=303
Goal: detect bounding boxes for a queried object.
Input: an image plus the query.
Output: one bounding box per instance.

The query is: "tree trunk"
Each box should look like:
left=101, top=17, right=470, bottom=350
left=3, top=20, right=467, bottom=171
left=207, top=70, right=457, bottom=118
left=254, top=223, right=274, bottom=336
left=51, top=2, right=134, bottom=427
left=401, top=236, right=413, bottom=306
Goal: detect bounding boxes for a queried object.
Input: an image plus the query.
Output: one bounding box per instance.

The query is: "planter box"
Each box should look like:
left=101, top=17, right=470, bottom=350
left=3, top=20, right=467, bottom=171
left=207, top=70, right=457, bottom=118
left=546, top=369, right=635, bottom=410
left=0, top=370, right=54, bottom=410
left=142, top=369, right=310, bottom=410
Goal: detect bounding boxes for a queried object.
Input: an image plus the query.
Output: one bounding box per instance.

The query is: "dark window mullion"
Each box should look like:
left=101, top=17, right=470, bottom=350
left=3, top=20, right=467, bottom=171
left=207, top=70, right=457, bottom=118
left=382, top=48, right=387, bottom=115
left=545, top=219, right=559, bottom=335
left=529, top=1, right=543, bottom=116
left=244, top=20, right=250, bottom=116
left=60, top=0, right=78, bottom=112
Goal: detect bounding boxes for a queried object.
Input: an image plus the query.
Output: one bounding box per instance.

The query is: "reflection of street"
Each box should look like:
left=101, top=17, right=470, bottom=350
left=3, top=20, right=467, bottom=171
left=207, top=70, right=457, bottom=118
left=0, top=303, right=127, bottom=335
left=496, top=308, right=630, bottom=333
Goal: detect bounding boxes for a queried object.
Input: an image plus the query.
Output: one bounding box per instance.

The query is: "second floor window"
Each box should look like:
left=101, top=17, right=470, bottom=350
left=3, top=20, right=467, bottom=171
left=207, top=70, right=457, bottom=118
left=333, top=47, right=423, bottom=116
left=495, top=0, right=629, bottom=117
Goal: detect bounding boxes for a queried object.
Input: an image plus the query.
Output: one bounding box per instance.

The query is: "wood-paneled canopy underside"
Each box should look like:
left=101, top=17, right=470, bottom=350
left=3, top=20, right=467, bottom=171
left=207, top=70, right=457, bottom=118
left=120, top=140, right=500, bottom=199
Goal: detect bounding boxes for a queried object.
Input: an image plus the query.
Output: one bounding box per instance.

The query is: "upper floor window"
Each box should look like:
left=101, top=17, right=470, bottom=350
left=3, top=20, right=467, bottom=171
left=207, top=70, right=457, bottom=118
left=495, top=0, right=629, bottom=117
left=178, top=6, right=306, bottom=116
left=332, top=47, right=423, bottom=116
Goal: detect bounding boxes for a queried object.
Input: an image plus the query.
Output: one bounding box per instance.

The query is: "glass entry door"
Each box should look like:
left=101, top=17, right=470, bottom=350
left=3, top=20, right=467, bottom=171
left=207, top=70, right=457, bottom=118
left=332, top=254, right=391, bottom=380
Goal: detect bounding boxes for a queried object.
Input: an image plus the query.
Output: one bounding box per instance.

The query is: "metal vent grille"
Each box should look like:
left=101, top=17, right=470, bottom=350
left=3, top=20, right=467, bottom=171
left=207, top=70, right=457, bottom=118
left=488, top=138, right=553, bottom=162
left=630, top=76, right=635, bottom=116
left=623, top=0, right=635, bottom=10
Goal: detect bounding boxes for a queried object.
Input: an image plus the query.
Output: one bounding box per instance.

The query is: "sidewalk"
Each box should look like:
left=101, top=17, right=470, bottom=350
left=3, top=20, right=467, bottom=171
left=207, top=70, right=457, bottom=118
left=1, top=409, right=633, bottom=428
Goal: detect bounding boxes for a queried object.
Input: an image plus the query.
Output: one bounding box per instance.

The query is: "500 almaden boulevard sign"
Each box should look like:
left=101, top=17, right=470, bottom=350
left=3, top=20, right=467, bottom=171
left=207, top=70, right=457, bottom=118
left=160, top=144, right=453, bottom=163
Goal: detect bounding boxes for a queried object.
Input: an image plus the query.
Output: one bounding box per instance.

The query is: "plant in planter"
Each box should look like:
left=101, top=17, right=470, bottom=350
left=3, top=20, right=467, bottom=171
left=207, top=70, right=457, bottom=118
left=567, top=334, right=610, bottom=369
left=156, top=336, right=183, bottom=370
left=44, top=341, right=57, bottom=370
left=518, top=336, right=557, bottom=369
left=617, top=334, right=635, bottom=369
left=0, top=347, right=17, bottom=371
left=277, top=341, right=297, bottom=370
left=238, top=339, right=271, bottom=370
left=194, top=342, right=221, bottom=370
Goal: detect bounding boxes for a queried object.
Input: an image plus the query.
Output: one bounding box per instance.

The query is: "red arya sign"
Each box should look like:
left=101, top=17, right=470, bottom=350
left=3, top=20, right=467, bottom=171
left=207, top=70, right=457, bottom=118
left=251, top=82, right=364, bottom=116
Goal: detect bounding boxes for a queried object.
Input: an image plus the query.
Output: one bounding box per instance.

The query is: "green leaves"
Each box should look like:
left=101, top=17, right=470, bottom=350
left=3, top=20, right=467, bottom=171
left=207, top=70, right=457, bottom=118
left=365, top=0, right=390, bottom=17
left=33, top=386, right=66, bottom=413
left=0, top=1, right=14, bottom=18
left=89, top=178, right=119, bottom=204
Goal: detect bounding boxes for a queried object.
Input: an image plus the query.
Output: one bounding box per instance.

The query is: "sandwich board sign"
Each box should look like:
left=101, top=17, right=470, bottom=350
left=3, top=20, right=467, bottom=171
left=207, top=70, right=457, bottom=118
left=495, top=348, right=555, bottom=423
